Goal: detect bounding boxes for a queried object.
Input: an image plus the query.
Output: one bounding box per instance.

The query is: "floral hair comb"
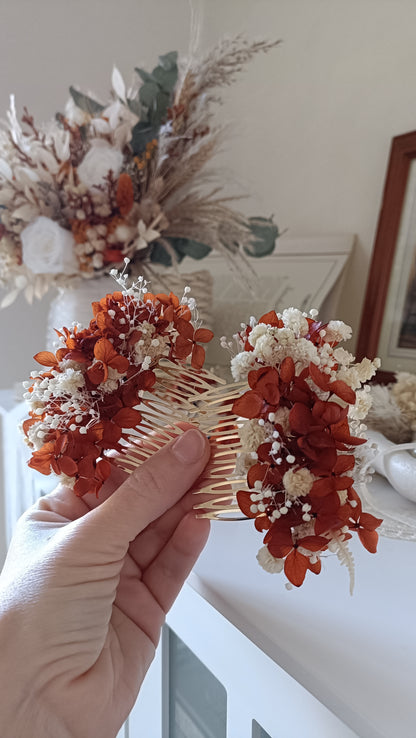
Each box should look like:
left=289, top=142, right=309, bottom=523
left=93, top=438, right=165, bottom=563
left=194, top=307, right=383, bottom=591
left=22, top=277, right=382, bottom=590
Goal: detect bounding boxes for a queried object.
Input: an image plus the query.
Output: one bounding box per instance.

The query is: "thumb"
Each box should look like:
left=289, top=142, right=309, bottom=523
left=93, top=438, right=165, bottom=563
left=79, top=428, right=210, bottom=554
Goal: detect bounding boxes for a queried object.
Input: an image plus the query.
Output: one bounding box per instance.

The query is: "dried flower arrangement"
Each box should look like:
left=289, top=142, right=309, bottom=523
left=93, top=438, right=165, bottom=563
left=21, top=279, right=383, bottom=591
left=366, top=371, right=416, bottom=444
left=0, top=37, right=279, bottom=307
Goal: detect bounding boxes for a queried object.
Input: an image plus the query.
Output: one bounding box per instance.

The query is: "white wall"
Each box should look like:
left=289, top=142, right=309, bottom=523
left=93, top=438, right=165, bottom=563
left=2, top=0, right=416, bottom=388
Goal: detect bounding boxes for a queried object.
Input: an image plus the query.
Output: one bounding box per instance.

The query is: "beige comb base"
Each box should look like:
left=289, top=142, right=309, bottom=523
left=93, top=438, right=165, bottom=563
left=115, top=359, right=248, bottom=520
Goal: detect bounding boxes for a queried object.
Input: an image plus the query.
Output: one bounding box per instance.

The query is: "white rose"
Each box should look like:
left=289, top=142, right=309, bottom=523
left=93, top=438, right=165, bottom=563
left=77, top=140, right=123, bottom=189
left=21, top=216, right=78, bottom=275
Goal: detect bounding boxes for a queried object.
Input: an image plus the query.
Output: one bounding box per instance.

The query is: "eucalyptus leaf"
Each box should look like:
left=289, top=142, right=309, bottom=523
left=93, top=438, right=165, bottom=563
left=169, top=237, right=212, bottom=260
left=130, top=121, right=159, bottom=155
left=152, top=65, right=178, bottom=93
left=127, top=96, right=142, bottom=117
left=149, top=91, right=171, bottom=127
left=135, top=67, right=154, bottom=84
left=244, top=217, right=279, bottom=257
left=69, top=86, right=105, bottom=115
left=150, top=241, right=175, bottom=266
left=139, top=81, right=160, bottom=109
left=158, top=51, right=178, bottom=71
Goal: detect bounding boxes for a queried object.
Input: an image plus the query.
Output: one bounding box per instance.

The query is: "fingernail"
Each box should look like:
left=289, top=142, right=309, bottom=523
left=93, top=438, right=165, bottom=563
left=172, top=429, right=206, bottom=463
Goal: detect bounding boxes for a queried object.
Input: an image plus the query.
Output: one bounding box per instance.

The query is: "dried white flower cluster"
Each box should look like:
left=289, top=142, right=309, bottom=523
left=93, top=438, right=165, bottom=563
left=366, top=371, right=416, bottom=444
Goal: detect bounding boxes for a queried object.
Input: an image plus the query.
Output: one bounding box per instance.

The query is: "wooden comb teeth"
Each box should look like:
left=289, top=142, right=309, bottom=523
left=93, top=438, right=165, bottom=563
left=115, top=360, right=249, bottom=520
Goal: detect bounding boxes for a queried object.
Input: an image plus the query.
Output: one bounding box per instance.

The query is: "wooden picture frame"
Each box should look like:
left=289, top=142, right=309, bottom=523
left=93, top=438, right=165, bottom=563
left=356, top=130, right=416, bottom=381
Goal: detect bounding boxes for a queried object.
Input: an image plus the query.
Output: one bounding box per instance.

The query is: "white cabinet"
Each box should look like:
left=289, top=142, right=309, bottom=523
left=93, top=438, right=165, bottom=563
left=129, top=514, right=416, bottom=738
left=2, top=391, right=416, bottom=737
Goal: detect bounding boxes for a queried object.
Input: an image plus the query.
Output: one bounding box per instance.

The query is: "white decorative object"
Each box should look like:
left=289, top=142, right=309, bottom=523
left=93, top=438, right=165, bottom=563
left=354, top=429, right=416, bottom=541
left=45, top=277, right=116, bottom=350
left=367, top=429, right=416, bottom=502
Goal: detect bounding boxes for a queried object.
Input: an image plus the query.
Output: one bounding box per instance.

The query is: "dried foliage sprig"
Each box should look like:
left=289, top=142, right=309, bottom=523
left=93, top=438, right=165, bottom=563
left=0, top=37, right=279, bottom=307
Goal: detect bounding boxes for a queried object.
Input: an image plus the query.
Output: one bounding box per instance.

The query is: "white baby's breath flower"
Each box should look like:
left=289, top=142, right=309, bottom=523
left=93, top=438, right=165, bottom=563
left=332, top=347, right=354, bottom=367
left=247, top=322, right=268, bottom=347
left=230, top=351, right=257, bottom=381
left=349, top=386, right=372, bottom=421
left=238, top=418, right=269, bottom=452
left=254, top=328, right=317, bottom=370
left=20, top=216, right=78, bottom=275
left=257, top=546, right=284, bottom=573
left=337, top=357, right=379, bottom=390
left=324, top=320, right=352, bottom=343
left=273, top=406, right=291, bottom=435
left=77, top=139, right=123, bottom=189
left=48, top=368, right=85, bottom=395
left=281, top=307, right=309, bottom=335
left=99, top=366, right=126, bottom=394
left=283, top=467, right=315, bottom=499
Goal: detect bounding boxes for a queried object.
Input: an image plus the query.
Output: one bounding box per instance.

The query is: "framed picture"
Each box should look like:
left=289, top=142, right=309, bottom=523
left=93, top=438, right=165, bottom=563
left=356, top=130, right=416, bottom=379
left=177, top=234, right=354, bottom=367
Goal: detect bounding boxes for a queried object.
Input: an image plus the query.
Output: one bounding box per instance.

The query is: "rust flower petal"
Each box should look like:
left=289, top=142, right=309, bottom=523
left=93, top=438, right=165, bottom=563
left=284, top=549, right=308, bottom=587
left=175, top=335, right=193, bottom=359
left=59, top=456, right=78, bottom=476
left=87, top=361, right=106, bottom=385
left=96, top=457, right=112, bottom=482
left=280, top=356, right=295, bottom=383
left=266, top=527, right=293, bottom=559
left=298, top=535, right=329, bottom=552
left=193, top=328, right=214, bottom=344
left=259, top=310, right=282, bottom=327
left=289, top=403, right=313, bottom=434
left=175, top=318, right=195, bottom=340
left=34, top=351, right=59, bottom=367
left=358, top=528, right=379, bottom=553
left=94, top=338, right=118, bottom=364
left=309, top=362, right=330, bottom=391
left=116, top=173, right=135, bottom=216
left=191, top=344, right=205, bottom=370
left=329, top=379, right=356, bottom=404
left=232, top=390, right=264, bottom=419
left=112, top=407, right=142, bottom=428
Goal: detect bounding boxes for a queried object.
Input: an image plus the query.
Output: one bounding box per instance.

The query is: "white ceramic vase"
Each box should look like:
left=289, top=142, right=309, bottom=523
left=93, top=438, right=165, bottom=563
left=366, top=429, right=416, bottom=503
left=45, top=276, right=116, bottom=351
left=45, top=270, right=214, bottom=352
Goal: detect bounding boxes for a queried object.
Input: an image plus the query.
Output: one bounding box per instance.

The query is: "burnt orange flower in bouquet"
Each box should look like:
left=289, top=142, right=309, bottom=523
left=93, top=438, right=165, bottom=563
left=21, top=268, right=215, bottom=497
left=217, top=306, right=383, bottom=591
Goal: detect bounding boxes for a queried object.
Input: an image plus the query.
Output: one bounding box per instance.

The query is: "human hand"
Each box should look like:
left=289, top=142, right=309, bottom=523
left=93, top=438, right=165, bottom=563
left=0, top=427, right=210, bottom=738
